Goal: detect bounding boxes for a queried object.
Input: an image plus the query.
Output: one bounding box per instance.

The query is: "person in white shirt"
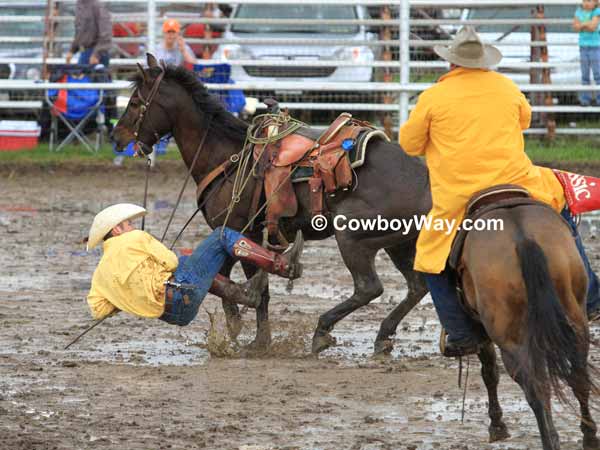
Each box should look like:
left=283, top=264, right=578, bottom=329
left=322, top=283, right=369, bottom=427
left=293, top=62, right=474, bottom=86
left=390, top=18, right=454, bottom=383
left=155, top=19, right=197, bottom=67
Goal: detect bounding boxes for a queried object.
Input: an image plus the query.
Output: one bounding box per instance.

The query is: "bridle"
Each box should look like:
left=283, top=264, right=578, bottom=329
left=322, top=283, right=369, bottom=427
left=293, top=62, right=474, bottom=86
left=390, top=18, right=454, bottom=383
left=129, top=65, right=217, bottom=245
left=132, top=68, right=166, bottom=156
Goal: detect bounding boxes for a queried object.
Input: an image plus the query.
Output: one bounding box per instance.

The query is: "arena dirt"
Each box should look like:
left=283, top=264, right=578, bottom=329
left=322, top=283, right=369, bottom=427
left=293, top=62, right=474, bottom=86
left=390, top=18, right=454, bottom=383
left=2, top=160, right=600, bottom=450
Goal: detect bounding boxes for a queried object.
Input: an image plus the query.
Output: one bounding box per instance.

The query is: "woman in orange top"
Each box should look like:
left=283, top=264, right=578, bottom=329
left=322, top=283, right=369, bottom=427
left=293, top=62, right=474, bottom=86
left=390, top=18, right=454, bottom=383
left=399, top=27, right=600, bottom=356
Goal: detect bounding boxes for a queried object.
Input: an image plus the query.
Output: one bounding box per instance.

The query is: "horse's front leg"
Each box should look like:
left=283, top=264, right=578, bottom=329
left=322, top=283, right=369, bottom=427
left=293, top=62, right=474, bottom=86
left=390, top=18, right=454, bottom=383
left=218, top=256, right=243, bottom=341
left=374, top=242, right=427, bottom=356
left=241, top=260, right=271, bottom=350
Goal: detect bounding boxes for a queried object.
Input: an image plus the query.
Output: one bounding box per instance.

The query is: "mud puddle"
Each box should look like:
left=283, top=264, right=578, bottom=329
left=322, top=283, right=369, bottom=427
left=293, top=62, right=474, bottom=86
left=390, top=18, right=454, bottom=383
left=1, top=167, right=598, bottom=449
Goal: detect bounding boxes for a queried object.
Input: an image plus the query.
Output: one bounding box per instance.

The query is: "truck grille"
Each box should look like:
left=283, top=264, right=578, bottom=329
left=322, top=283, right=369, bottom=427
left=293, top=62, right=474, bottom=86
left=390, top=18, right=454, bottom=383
left=243, top=66, right=336, bottom=78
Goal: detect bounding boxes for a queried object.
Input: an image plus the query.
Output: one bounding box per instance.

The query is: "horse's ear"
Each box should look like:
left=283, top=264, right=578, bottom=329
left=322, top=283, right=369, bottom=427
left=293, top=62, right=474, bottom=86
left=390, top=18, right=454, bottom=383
left=146, top=52, right=158, bottom=68
left=136, top=63, right=148, bottom=83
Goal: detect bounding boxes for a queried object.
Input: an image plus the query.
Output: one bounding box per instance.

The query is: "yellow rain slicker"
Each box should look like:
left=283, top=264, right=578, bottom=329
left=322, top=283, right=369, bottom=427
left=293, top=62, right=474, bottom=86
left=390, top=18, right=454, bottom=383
left=87, top=230, right=179, bottom=319
left=399, top=68, right=565, bottom=274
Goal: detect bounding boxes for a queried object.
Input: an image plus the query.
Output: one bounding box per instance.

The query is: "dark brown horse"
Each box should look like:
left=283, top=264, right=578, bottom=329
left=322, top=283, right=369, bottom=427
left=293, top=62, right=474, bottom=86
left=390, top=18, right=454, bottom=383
left=459, top=203, right=599, bottom=449
left=110, top=54, right=430, bottom=354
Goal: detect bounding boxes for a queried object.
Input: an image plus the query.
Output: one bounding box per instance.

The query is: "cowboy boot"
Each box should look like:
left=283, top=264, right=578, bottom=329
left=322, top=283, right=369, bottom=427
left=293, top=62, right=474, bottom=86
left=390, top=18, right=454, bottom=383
left=232, top=231, right=304, bottom=280
left=209, top=272, right=267, bottom=308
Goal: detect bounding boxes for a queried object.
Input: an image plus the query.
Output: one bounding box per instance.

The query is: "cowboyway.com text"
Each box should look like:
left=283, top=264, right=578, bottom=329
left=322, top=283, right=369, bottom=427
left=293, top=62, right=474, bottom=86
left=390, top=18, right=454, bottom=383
left=310, top=214, right=504, bottom=235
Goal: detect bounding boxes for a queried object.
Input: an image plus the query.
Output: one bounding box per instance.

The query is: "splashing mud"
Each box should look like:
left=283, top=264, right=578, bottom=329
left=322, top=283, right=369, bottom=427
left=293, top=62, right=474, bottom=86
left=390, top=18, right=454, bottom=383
left=205, top=308, right=314, bottom=359
left=3, top=164, right=600, bottom=449
left=205, top=308, right=238, bottom=357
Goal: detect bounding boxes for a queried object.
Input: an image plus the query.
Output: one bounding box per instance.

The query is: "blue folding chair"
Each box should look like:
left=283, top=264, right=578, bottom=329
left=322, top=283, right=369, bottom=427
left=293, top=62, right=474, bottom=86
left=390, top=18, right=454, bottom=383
left=192, top=63, right=246, bottom=115
left=45, top=64, right=110, bottom=152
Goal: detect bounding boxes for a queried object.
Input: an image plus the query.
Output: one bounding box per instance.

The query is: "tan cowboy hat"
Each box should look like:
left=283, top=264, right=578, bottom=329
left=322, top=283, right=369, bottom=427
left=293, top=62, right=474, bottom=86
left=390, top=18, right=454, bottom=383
left=434, top=26, right=502, bottom=69
left=87, top=203, right=147, bottom=250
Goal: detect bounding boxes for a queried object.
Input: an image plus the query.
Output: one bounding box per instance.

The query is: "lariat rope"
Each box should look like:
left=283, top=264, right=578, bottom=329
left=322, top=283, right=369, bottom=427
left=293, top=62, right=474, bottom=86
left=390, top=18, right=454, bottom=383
left=220, top=112, right=310, bottom=237
left=141, top=156, right=151, bottom=230
left=160, top=116, right=213, bottom=244
left=459, top=355, right=471, bottom=424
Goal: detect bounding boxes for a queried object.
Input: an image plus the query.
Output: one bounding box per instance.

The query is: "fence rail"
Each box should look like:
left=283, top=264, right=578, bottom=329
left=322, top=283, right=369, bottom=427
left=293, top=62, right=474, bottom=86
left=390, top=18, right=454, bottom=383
left=4, top=80, right=600, bottom=93
left=0, top=58, right=587, bottom=71
left=0, top=0, right=598, bottom=139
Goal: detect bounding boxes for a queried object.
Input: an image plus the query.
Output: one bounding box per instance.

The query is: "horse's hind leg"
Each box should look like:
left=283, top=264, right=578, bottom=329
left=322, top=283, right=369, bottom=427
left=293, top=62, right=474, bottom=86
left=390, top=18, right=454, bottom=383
left=478, top=342, right=510, bottom=442
left=567, top=338, right=599, bottom=450
left=374, top=242, right=427, bottom=355
left=312, top=238, right=382, bottom=354
left=502, top=351, right=561, bottom=450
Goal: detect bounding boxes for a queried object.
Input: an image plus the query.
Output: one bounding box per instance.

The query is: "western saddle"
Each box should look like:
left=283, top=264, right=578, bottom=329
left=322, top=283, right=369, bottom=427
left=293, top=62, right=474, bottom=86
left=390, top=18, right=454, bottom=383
left=196, top=101, right=387, bottom=249
left=448, top=184, right=537, bottom=271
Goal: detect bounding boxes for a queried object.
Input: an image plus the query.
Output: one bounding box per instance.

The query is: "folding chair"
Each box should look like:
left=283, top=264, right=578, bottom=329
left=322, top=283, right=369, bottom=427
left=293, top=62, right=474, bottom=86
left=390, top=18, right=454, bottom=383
left=45, top=64, right=110, bottom=152
left=192, top=63, right=246, bottom=116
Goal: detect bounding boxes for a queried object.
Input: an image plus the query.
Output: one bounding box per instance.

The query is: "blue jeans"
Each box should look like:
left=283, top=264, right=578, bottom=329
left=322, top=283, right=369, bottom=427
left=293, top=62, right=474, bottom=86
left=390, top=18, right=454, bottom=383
left=78, top=48, right=110, bottom=67
left=159, top=227, right=243, bottom=326
left=424, top=271, right=479, bottom=344
left=427, top=207, right=600, bottom=343
left=561, top=207, right=600, bottom=313
left=579, top=46, right=600, bottom=104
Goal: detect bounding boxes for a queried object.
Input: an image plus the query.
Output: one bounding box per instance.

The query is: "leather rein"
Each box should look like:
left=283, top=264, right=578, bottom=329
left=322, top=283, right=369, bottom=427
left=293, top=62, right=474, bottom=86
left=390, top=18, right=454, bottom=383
left=129, top=67, right=223, bottom=248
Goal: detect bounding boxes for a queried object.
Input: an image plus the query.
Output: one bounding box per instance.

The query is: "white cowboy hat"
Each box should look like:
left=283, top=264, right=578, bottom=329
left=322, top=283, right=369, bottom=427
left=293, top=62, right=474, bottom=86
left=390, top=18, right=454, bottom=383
left=433, top=26, right=502, bottom=69
left=87, top=203, right=147, bottom=250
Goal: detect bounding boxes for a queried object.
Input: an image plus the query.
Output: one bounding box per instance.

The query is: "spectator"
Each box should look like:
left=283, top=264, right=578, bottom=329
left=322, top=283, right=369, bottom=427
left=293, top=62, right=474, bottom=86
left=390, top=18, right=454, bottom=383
left=202, top=3, right=223, bottom=19
left=66, top=0, right=112, bottom=67
left=573, top=0, right=600, bottom=105
left=155, top=19, right=197, bottom=66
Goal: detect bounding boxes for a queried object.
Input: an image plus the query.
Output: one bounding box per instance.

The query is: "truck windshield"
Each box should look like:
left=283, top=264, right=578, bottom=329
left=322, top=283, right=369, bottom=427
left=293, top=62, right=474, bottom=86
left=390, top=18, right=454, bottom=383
left=233, top=5, right=359, bottom=34
left=468, top=6, right=573, bottom=33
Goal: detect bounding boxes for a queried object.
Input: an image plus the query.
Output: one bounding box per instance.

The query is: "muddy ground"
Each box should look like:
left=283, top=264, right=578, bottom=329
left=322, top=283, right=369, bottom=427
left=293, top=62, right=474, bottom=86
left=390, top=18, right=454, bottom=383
left=2, top=161, right=600, bottom=450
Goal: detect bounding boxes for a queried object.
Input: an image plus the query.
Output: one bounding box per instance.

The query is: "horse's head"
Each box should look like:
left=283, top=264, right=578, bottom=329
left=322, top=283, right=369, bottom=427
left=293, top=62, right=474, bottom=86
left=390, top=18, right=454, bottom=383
left=110, top=53, right=175, bottom=155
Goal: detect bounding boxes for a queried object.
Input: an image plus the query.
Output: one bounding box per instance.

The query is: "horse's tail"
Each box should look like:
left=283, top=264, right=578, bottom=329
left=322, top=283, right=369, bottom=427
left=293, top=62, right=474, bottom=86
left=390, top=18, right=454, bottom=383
left=516, top=237, right=589, bottom=403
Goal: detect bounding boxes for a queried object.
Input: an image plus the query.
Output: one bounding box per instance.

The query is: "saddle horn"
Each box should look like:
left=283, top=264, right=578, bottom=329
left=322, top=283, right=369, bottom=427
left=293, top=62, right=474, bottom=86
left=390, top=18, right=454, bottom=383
left=263, top=98, right=280, bottom=115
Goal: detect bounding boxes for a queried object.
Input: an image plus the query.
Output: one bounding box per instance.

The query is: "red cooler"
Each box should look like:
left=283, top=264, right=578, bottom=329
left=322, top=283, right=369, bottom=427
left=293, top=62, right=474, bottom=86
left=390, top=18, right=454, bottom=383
left=0, top=121, right=41, bottom=151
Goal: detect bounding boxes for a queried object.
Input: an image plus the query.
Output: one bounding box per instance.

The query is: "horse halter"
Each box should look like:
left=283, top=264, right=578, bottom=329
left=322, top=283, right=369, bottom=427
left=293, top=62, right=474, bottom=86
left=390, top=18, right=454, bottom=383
left=132, top=68, right=166, bottom=155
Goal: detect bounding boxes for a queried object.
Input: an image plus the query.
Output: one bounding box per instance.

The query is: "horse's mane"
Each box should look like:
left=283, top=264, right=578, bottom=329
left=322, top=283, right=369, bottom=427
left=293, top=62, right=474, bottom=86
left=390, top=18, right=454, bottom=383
left=132, top=65, right=249, bottom=141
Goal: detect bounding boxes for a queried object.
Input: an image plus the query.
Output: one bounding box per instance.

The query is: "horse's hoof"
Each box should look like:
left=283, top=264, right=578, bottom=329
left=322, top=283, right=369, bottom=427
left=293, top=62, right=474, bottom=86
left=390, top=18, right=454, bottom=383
left=489, top=423, right=510, bottom=443
left=243, top=339, right=270, bottom=355
left=584, top=435, right=600, bottom=450
left=373, top=339, right=394, bottom=357
left=311, top=332, right=337, bottom=354
left=247, top=330, right=271, bottom=352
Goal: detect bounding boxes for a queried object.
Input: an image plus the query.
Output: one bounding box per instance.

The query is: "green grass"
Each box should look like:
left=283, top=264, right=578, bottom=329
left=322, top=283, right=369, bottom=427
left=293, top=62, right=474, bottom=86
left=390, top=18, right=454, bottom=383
left=525, top=137, right=600, bottom=161
left=0, top=143, right=182, bottom=163
left=1, top=137, right=600, bottom=164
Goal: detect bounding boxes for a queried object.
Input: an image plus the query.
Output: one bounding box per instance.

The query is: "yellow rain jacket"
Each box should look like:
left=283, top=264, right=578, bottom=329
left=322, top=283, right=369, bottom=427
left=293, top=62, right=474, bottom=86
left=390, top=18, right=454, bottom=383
left=399, top=67, right=565, bottom=274
left=87, top=230, right=179, bottom=319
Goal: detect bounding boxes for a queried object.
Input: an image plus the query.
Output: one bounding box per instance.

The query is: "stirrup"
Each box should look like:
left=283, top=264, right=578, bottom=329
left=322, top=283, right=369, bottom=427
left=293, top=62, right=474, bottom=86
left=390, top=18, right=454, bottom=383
left=439, top=329, right=481, bottom=358
left=265, top=228, right=290, bottom=253
left=439, top=328, right=448, bottom=355
left=265, top=241, right=288, bottom=253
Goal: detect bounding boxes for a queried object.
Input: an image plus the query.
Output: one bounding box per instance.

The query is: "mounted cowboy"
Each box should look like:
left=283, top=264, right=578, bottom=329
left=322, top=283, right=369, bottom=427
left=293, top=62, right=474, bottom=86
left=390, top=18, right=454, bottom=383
left=399, top=26, right=600, bottom=357
left=86, top=203, right=303, bottom=326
